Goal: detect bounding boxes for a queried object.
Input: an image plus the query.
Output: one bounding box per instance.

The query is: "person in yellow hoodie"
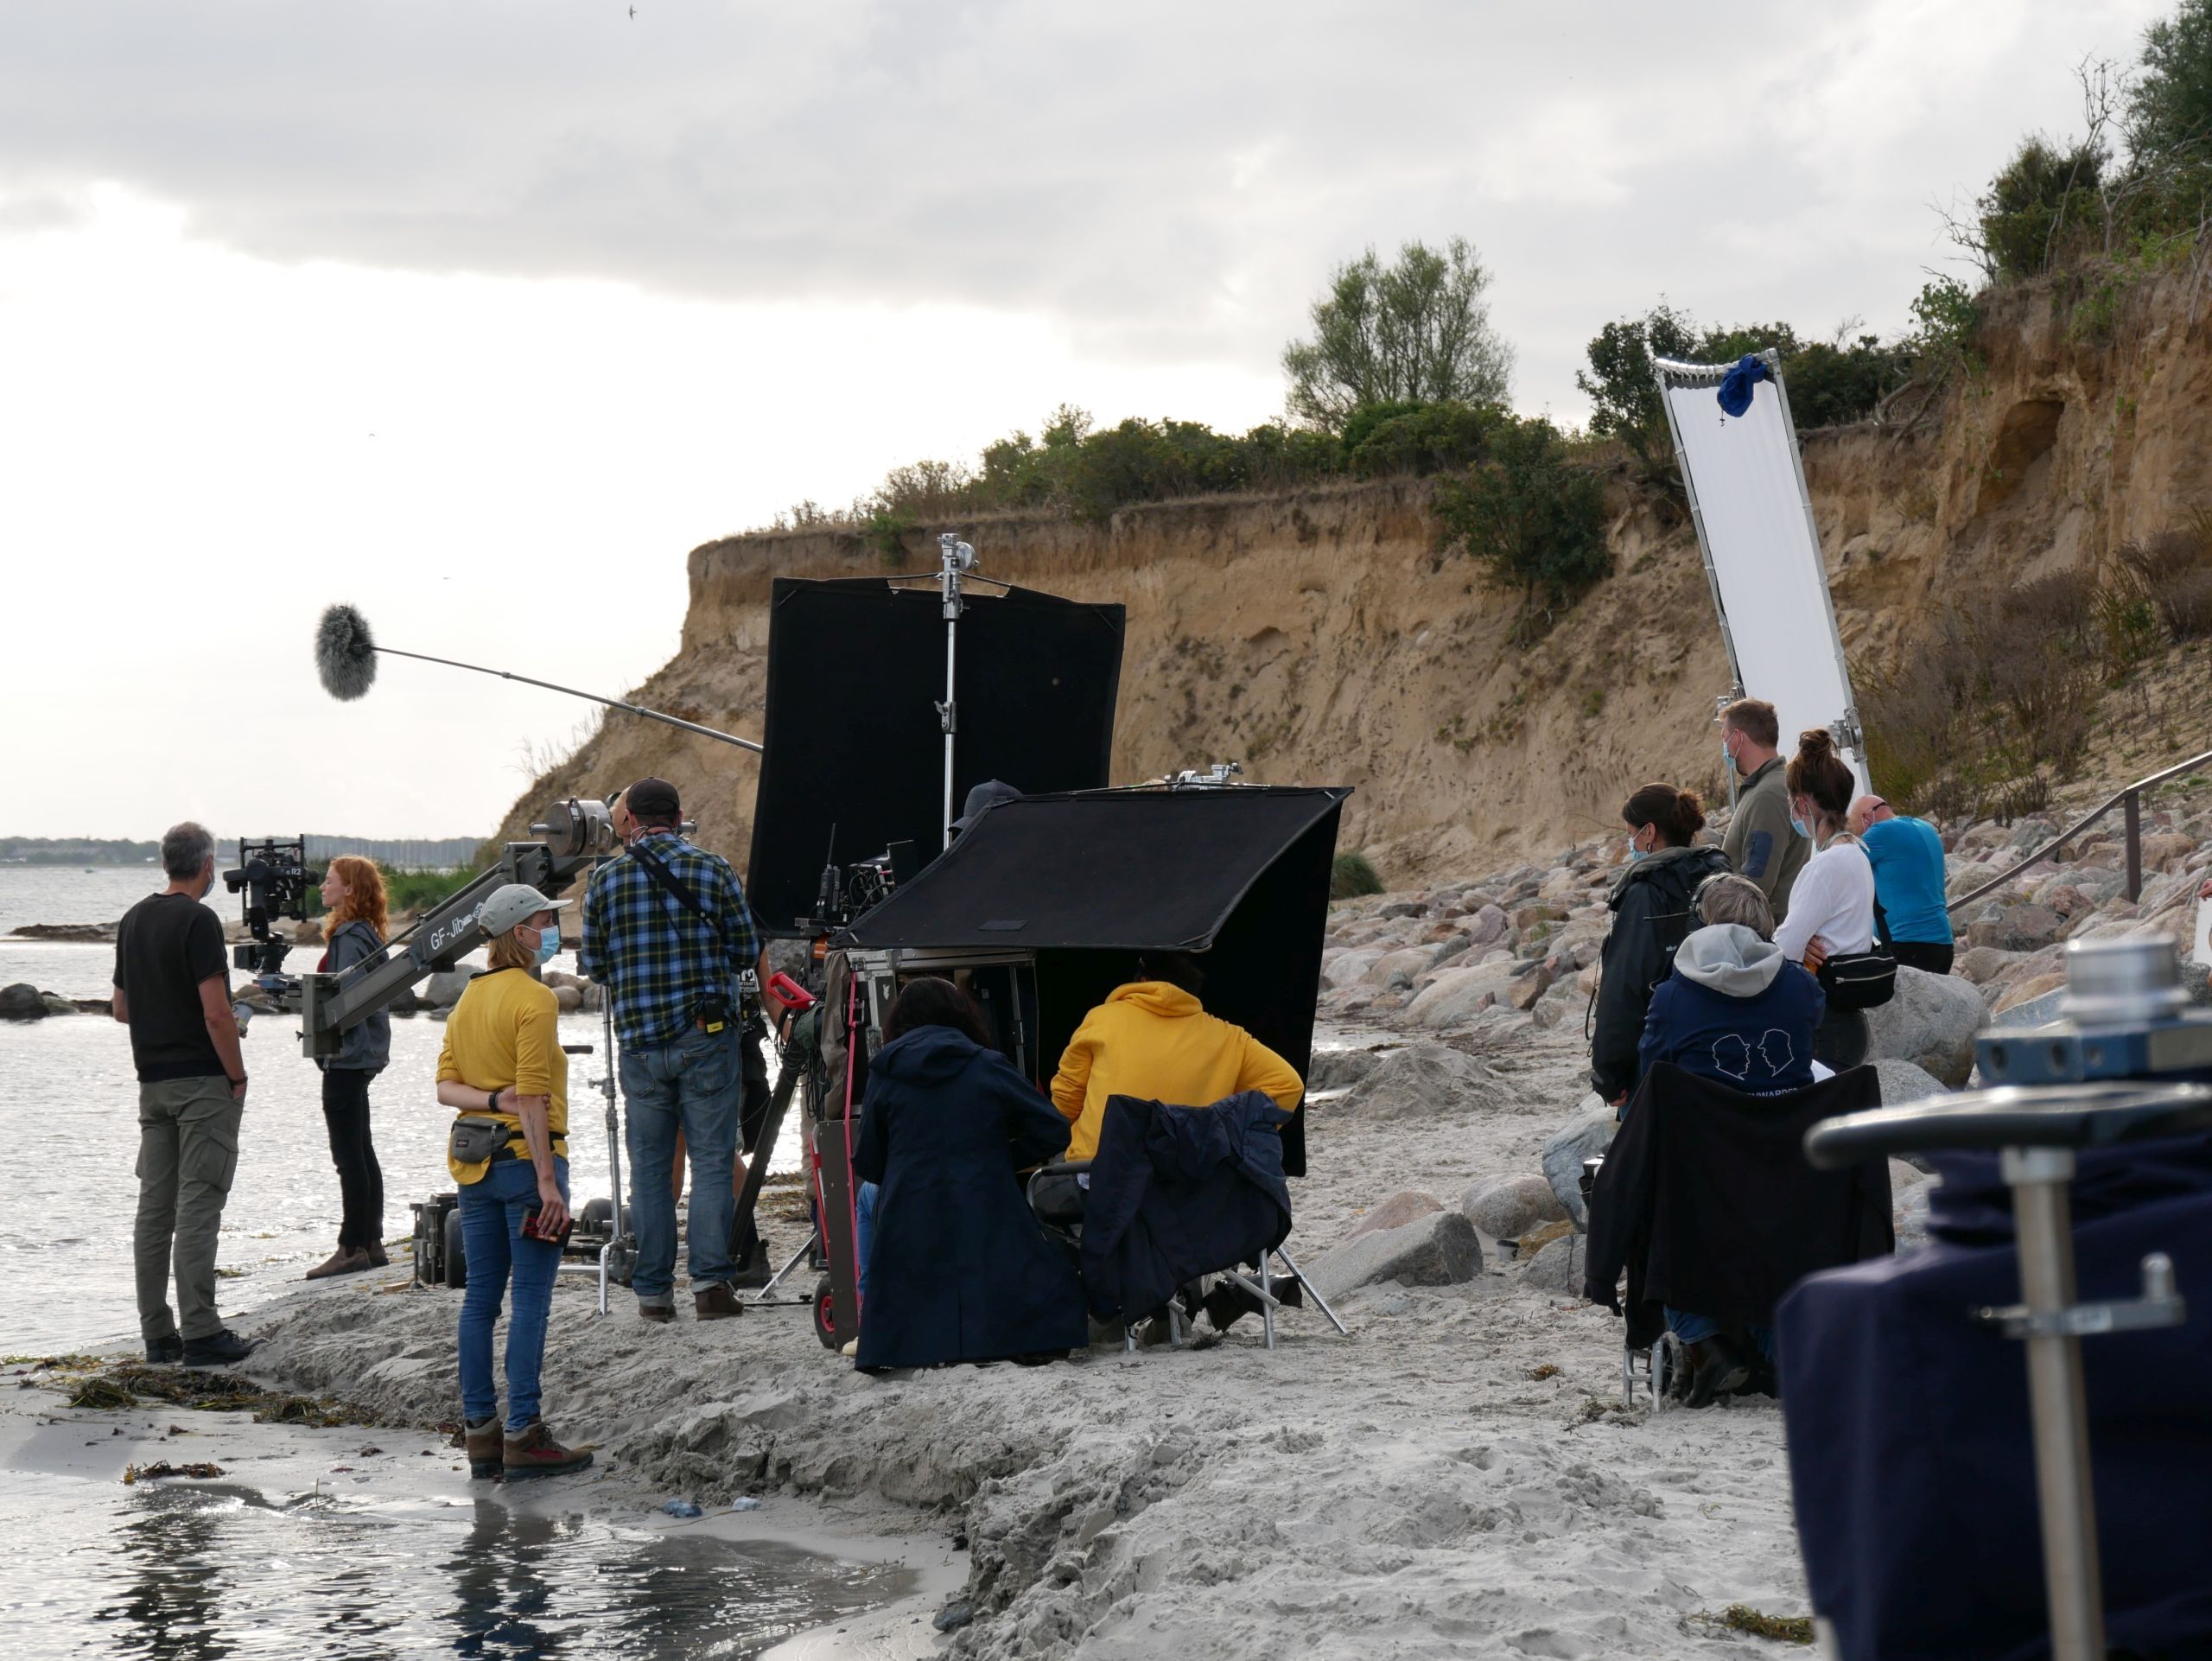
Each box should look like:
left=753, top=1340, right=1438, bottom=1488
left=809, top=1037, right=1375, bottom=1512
left=1050, top=953, right=1304, bottom=1161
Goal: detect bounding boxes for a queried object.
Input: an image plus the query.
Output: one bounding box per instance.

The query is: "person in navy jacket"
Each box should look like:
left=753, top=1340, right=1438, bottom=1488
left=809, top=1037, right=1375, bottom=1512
left=1638, top=874, right=1825, bottom=1097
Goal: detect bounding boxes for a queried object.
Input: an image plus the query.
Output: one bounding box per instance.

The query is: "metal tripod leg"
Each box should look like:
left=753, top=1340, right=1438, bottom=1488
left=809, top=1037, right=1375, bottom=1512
left=754, top=1231, right=818, bottom=1301
left=2002, top=1146, right=2107, bottom=1661
left=1259, top=1254, right=1274, bottom=1352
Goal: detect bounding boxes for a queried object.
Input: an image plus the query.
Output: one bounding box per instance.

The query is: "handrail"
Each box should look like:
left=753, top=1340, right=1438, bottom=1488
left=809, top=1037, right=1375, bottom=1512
left=1946, top=744, right=2212, bottom=914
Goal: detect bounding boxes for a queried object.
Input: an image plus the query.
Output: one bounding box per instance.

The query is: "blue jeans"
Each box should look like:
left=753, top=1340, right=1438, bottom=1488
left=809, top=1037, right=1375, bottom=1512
left=622, top=1026, right=740, bottom=1304
left=1666, top=1305, right=1776, bottom=1362
left=457, top=1155, right=568, bottom=1433
left=855, top=1181, right=879, bottom=1303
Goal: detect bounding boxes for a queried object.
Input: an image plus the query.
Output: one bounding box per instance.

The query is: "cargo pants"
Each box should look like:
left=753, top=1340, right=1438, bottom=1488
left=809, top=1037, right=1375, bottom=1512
left=135, top=1077, right=242, bottom=1343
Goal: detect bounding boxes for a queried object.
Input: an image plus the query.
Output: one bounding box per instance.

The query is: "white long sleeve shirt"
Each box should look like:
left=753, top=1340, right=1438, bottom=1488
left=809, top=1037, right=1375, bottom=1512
left=1773, top=835, right=1877, bottom=964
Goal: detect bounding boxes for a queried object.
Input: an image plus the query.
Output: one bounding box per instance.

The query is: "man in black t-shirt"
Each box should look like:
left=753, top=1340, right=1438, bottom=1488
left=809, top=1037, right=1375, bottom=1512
left=111, top=821, right=255, bottom=1366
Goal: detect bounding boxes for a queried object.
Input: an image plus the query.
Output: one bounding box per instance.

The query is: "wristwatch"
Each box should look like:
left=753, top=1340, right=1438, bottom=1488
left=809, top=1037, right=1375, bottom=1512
left=488, top=1088, right=503, bottom=1113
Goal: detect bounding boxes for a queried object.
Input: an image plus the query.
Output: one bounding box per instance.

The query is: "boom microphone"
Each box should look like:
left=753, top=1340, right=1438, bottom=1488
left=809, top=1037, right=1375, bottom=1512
left=311, top=601, right=763, bottom=754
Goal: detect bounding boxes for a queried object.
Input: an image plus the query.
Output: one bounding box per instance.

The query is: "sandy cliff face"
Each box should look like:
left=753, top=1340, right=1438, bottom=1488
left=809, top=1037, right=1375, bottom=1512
left=493, top=270, right=2212, bottom=892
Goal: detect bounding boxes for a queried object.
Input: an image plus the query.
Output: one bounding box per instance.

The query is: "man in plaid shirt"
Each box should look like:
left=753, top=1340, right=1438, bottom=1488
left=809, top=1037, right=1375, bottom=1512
left=580, top=776, right=763, bottom=1324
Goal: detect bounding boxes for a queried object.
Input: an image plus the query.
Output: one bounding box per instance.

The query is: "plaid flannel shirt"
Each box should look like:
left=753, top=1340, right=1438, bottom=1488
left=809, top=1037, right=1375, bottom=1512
left=579, top=830, right=761, bottom=1050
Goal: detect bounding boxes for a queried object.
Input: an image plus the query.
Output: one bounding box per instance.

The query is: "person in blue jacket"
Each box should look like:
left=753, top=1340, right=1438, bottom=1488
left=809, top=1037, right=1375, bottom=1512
left=851, top=977, right=1087, bottom=1371
left=1638, top=874, right=1825, bottom=1097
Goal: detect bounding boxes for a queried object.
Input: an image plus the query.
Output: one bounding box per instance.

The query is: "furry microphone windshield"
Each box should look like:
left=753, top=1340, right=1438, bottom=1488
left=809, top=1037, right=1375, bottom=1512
left=315, top=603, right=378, bottom=700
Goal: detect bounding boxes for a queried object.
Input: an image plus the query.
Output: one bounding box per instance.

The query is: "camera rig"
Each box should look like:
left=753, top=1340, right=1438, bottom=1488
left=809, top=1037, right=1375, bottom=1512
left=225, top=837, right=315, bottom=1002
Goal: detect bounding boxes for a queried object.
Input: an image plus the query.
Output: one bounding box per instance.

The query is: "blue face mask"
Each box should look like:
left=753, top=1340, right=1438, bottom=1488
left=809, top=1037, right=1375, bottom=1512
left=534, top=925, right=561, bottom=965
left=1627, top=841, right=1649, bottom=863
left=1790, top=817, right=1814, bottom=841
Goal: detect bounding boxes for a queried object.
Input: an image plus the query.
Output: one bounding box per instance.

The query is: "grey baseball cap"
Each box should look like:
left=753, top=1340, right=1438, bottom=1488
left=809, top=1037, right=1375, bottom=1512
left=476, top=882, right=571, bottom=938
left=951, top=780, right=1021, bottom=834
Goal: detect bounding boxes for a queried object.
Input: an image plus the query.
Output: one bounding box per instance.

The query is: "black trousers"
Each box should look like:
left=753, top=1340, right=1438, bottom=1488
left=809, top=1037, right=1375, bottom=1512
left=1891, top=940, right=1955, bottom=977
left=321, top=1066, right=385, bottom=1251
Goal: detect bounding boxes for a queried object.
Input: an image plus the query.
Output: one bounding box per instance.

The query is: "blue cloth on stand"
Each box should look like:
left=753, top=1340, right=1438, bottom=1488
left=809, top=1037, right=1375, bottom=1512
left=1717, top=353, right=1770, bottom=417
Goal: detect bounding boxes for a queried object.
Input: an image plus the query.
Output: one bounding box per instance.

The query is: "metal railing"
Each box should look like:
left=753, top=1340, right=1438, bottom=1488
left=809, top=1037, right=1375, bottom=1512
left=1946, top=745, right=2212, bottom=915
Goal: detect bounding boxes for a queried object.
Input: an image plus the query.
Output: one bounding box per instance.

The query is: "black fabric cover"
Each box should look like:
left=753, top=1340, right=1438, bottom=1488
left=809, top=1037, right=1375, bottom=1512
left=1777, top=1136, right=2212, bottom=1661
left=1078, top=1091, right=1294, bottom=1322
left=1583, top=1062, right=1891, bottom=1347
left=747, top=577, right=1124, bottom=936
left=850, top=1025, right=1088, bottom=1369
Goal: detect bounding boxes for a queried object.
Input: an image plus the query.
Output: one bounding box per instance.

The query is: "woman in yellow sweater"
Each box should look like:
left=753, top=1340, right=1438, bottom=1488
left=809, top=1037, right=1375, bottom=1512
left=435, top=883, right=591, bottom=1482
left=1050, top=953, right=1303, bottom=1159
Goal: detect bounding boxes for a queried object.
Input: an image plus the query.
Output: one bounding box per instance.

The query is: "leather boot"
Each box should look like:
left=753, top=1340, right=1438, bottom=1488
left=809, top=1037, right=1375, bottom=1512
left=1684, top=1335, right=1751, bottom=1409
left=504, top=1418, right=594, bottom=1480
left=464, top=1417, right=504, bottom=1480
left=305, top=1246, right=372, bottom=1281
left=694, top=1282, right=744, bottom=1321
left=365, top=1242, right=391, bottom=1269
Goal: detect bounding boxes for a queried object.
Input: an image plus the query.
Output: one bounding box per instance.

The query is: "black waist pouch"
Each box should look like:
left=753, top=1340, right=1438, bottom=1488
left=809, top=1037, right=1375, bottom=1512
left=1820, top=948, right=1897, bottom=1011
left=448, top=1115, right=513, bottom=1169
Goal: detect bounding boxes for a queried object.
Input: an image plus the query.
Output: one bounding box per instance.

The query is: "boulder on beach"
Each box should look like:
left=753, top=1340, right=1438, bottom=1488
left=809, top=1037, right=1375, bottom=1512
left=0, top=983, right=48, bottom=1021
left=1865, top=966, right=1986, bottom=1087
left=1346, top=1190, right=1443, bottom=1240
left=422, top=969, right=478, bottom=1009
left=1541, top=1092, right=1618, bottom=1231
left=1402, top=959, right=1521, bottom=1028
left=1307, top=1209, right=1483, bottom=1302
left=7, top=921, right=117, bottom=943
left=1459, top=1174, right=1567, bottom=1241
left=1872, top=1057, right=1948, bottom=1106
left=1519, top=1233, right=1582, bottom=1293
left=1306, top=1047, right=1386, bottom=1093
left=1333, top=1043, right=1511, bottom=1120
left=37, top=991, right=79, bottom=1017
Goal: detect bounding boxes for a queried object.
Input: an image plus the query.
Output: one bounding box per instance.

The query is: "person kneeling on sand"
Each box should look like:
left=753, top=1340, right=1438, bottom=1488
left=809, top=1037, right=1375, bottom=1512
left=1637, top=874, right=1823, bottom=1097
left=851, top=977, right=1088, bottom=1371
left=435, top=883, right=592, bottom=1480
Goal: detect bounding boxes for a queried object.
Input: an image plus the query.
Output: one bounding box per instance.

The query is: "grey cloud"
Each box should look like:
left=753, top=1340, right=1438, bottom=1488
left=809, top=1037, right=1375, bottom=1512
left=0, top=1, right=2159, bottom=410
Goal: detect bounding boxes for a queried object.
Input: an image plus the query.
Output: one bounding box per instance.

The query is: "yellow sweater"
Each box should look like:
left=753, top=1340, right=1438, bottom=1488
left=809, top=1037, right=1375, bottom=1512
left=1049, top=982, right=1303, bottom=1161
left=435, top=967, right=568, bottom=1180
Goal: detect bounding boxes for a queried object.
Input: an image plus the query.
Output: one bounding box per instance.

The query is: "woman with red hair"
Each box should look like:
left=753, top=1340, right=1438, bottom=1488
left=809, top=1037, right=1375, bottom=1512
left=309, top=856, right=393, bottom=1279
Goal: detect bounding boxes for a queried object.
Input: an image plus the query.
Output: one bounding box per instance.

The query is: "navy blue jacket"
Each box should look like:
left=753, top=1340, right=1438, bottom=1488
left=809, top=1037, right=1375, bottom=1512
left=1638, top=962, right=1825, bottom=1094
left=1080, top=1091, right=1294, bottom=1322
left=1778, top=1136, right=2212, bottom=1661
left=851, top=1026, right=1086, bottom=1369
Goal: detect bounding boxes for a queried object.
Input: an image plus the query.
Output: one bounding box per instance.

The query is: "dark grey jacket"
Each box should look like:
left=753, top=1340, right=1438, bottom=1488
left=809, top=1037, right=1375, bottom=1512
left=321, top=919, right=391, bottom=1072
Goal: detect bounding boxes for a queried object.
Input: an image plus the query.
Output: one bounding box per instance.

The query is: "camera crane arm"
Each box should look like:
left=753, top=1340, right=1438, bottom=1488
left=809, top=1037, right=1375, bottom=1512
left=296, top=799, right=618, bottom=1059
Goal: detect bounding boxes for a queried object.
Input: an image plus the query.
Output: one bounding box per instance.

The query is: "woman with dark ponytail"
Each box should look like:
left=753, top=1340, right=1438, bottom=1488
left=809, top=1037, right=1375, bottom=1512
left=1591, top=783, right=1731, bottom=1108
left=1774, top=729, right=1878, bottom=1068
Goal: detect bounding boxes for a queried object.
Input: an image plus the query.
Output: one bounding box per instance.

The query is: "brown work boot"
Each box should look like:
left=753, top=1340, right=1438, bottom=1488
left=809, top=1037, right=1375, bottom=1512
left=637, top=1301, right=675, bottom=1324
left=464, top=1416, right=504, bottom=1480
left=305, top=1246, right=373, bottom=1281
left=694, top=1282, right=745, bottom=1321
left=503, top=1418, right=594, bottom=1480
left=366, top=1241, right=391, bottom=1269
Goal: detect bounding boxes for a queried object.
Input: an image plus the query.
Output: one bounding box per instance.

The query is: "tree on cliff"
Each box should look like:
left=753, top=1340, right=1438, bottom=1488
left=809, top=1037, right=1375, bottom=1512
left=1433, top=415, right=1610, bottom=642
left=1281, top=238, right=1513, bottom=431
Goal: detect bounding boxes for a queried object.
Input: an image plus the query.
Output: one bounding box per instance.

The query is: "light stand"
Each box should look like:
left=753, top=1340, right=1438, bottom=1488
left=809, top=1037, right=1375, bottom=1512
left=936, top=533, right=977, bottom=850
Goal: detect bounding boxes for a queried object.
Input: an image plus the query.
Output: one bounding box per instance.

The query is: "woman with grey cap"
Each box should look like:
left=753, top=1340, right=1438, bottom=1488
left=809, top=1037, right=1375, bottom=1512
left=433, top=882, right=593, bottom=1480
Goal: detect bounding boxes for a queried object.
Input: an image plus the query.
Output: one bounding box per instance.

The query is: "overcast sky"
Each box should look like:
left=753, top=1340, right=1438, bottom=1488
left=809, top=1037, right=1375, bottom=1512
left=0, top=0, right=2166, bottom=842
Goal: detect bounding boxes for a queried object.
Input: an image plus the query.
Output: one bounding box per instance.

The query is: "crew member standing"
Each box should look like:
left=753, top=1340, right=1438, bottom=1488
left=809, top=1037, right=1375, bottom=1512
left=580, top=777, right=760, bottom=1323
left=111, top=822, right=256, bottom=1367
left=1847, top=794, right=1955, bottom=976
left=1719, top=698, right=1808, bottom=922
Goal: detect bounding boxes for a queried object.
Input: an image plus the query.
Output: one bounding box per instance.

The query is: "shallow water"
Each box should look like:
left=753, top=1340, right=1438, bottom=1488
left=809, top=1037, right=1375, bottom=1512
left=1, top=1447, right=908, bottom=1659
left=0, top=868, right=796, bottom=1354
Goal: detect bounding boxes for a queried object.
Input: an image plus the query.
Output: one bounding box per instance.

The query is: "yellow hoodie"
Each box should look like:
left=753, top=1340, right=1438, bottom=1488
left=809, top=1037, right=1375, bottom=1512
left=1049, top=982, right=1304, bottom=1161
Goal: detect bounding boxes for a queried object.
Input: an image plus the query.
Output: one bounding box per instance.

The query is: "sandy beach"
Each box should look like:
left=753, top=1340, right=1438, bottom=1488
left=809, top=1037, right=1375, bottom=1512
left=201, top=1004, right=1815, bottom=1661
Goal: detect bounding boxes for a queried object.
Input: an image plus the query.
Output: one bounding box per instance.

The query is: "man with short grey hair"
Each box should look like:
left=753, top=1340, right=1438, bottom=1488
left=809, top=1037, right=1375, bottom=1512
left=112, top=822, right=256, bottom=1366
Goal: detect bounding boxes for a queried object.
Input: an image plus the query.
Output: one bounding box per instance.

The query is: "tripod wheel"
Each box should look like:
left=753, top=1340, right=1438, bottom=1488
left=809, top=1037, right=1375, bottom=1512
left=812, top=1273, right=841, bottom=1350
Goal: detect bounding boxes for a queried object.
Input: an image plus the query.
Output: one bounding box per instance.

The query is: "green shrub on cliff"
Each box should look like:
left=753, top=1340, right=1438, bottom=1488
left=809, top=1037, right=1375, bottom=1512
left=1281, top=238, right=1514, bottom=430
left=1433, top=416, right=1611, bottom=642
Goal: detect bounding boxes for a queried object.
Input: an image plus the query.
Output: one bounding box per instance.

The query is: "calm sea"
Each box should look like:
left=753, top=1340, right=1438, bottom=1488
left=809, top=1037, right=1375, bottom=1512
left=0, top=865, right=794, bottom=1356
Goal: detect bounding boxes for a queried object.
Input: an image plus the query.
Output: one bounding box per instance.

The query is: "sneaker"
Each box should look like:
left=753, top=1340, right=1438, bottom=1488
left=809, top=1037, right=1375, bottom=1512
left=143, top=1333, right=184, bottom=1365
left=637, top=1301, right=675, bottom=1325
left=366, top=1242, right=391, bottom=1269
left=464, top=1416, right=504, bottom=1480
left=503, top=1418, right=594, bottom=1480
left=694, top=1282, right=744, bottom=1321
left=181, top=1328, right=257, bottom=1368
left=840, top=1338, right=859, bottom=1358
left=1683, top=1335, right=1751, bottom=1409
left=305, top=1246, right=373, bottom=1281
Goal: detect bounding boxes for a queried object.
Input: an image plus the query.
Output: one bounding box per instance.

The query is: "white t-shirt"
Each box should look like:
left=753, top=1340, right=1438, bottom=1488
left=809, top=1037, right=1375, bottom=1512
left=1774, top=835, right=1877, bottom=963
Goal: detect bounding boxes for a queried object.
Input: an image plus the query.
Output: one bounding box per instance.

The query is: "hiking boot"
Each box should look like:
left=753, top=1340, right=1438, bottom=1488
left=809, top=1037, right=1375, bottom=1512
left=464, top=1416, right=504, bottom=1480
left=637, top=1301, right=675, bottom=1324
left=366, top=1242, right=391, bottom=1269
left=181, top=1328, right=257, bottom=1368
left=305, top=1246, right=373, bottom=1281
left=144, top=1333, right=184, bottom=1365
left=1683, top=1335, right=1751, bottom=1409
left=503, top=1418, right=594, bottom=1480
left=694, top=1282, right=745, bottom=1321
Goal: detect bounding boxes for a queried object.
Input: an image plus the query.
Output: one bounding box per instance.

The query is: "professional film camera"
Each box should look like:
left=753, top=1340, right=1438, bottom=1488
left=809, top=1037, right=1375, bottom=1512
left=225, top=836, right=315, bottom=1003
